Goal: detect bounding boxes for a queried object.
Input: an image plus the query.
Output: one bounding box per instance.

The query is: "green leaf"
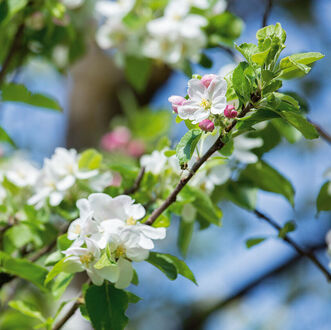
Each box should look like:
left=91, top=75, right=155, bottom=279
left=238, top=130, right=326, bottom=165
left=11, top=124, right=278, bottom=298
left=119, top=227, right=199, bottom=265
left=152, top=214, right=171, bottom=228
left=0, top=126, right=16, bottom=147
left=9, top=300, right=46, bottom=323
left=199, top=53, right=213, bottom=68
left=178, top=219, right=194, bottom=258
left=279, top=52, right=324, bottom=79
left=237, top=109, right=280, bottom=130
left=147, top=252, right=197, bottom=284
left=1, top=83, right=61, bottom=111
left=235, top=43, right=258, bottom=64
left=240, top=160, right=295, bottom=206
left=0, top=252, right=48, bottom=290
left=7, top=0, right=28, bottom=18
left=176, top=129, right=202, bottom=168
left=278, top=220, right=296, bottom=238
left=124, top=56, right=152, bottom=92
left=57, top=234, right=72, bottom=251
left=45, top=257, right=72, bottom=284
left=78, top=149, right=103, bottom=170
left=85, top=282, right=130, bottom=330
left=219, top=138, right=234, bottom=156
left=316, top=182, right=331, bottom=213
left=278, top=111, right=318, bottom=139
left=246, top=237, right=266, bottom=248
left=232, top=62, right=252, bottom=103
left=51, top=272, right=74, bottom=299
left=271, top=118, right=301, bottom=143
left=181, top=186, right=222, bottom=226
left=94, top=252, right=115, bottom=270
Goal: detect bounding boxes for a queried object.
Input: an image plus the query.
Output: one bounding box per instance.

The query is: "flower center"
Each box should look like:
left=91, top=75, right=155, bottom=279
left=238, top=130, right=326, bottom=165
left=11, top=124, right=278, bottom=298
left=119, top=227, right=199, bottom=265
left=74, top=224, right=81, bottom=234
left=200, top=98, right=211, bottom=110
left=126, top=216, right=137, bottom=225
left=79, top=252, right=94, bottom=266
left=114, top=245, right=126, bottom=259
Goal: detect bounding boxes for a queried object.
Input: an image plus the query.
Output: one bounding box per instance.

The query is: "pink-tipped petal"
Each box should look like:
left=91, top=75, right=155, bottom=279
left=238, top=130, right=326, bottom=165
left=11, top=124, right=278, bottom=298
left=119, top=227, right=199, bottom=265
left=168, top=95, right=186, bottom=113
left=201, top=74, right=217, bottom=88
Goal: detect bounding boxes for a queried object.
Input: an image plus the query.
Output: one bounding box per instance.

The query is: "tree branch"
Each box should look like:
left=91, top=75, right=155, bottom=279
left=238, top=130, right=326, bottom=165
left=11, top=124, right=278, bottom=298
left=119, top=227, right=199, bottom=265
left=145, top=95, right=260, bottom=225
left=308, top=119, right=331, bottom=145
left=183, top=243, right=326, bottom=330
left=254, top=209, right=331, bottom=281
left=52, top=297, right=83, bottom=330
left=262, top=0, right=273, bottom=27
left=124, top=167, right=145, bottom=195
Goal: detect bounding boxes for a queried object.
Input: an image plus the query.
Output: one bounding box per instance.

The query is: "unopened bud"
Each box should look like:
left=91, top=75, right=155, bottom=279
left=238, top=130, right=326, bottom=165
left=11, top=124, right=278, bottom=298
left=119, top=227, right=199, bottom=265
left=127, top=140, right=145, bottom=158
left=201, top=74, right=217, bottom=88
left=168, top=95, right=186, bottom=113
left=224, top=105, right=238, bottom=118
left=199, top=119, right=215, bottom=132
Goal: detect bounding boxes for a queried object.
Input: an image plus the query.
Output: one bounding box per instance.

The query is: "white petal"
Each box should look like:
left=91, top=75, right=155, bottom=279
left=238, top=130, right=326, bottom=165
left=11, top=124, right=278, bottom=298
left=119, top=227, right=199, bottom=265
left=87, top=269, right=104, bottom=286
left=76, top=170, right=98, bottom=180
left=115, top=258, right=133, bottom=289
left=138, top=224, right=166, bottom=240
left=56, top=175, right=75, bottom=191
left=49, top=191, right=64, bottom=206
left=126, top=247, right=149, bottom=262
left=126, top=204, right=146, bottom=220
left=187, top=78, right=206, bottom=99
left=95, top=263, right=120, bottom=283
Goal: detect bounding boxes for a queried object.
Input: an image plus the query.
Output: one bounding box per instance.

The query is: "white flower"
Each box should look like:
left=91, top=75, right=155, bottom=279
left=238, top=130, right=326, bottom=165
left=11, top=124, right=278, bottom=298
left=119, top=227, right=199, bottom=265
left=140, top=149, right=168, bottom=175
left=232, top=135, right=263, bottom=164
left=62, top=239, right=120, bottom=286
left=95, top=0, right=135, bottom=19
left=178, top=76, right=227, bottom=124
left=28, top=148, right=98, bottom=208
left=61, top=0, right=85, bottom=10
left=143, top=0, right=207, bottom=65
left=3, top=155, right=39, bottom=188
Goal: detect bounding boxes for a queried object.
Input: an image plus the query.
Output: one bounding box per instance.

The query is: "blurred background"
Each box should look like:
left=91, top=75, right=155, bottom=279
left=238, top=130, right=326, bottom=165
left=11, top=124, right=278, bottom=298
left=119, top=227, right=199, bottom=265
left=1, top=0, right=330, bottom=329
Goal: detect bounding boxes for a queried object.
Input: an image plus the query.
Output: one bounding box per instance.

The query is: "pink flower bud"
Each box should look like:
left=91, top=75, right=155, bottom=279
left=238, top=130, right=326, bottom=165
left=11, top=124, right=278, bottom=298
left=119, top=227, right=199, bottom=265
left=127, top=140, right=146, bottom=158
left=201, top=74, right=217, bottom=88
left=224, top=105, right=238, bottom=118
left=101, top=126, right=131, bottom=151
left=168, top=95, right=186, bottom=113
left=199, top=119, right=215, bottom=132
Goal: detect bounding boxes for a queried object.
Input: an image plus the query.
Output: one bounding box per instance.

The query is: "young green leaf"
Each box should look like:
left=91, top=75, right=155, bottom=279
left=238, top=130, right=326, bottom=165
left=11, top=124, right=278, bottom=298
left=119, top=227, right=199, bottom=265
left=0, top=252, right=48, bottom=290
left=232, top=62, right=252, bottom=103
left=278, top=220, right=296, bottom=239
left=240, top=161, right=295, bottom=206
left=78, top=149, right=103, bottom=170
left=178, top=219, right=194, bottom=258
left=246, top=237, right=266, bottom=248
left=9, top=300, right=46, bottom=323
left=176, top=129, right=202, bottom=168
left=1, top=83, right=62, bottom=111
left=316, top=182, right=331, bottom=213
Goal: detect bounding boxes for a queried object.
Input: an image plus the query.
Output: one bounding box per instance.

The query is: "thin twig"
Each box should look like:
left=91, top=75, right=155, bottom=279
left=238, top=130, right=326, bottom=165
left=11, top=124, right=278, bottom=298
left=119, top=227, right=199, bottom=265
left=124, top=167, right=145, bottom=195
left=254, top=209, right=331, bottom=281
left=145, top=95, right=260, bottom=226
left=217, top=45, right=241, bottom=63
left=0, top=23, right=25, bottom=86
left=183, top=243, right=326, bottom=330
left=309, top=119, right=331, bottom=145
left=262, top=0, right=273, bottom=27
left=52, top=297, right=83, bottom=330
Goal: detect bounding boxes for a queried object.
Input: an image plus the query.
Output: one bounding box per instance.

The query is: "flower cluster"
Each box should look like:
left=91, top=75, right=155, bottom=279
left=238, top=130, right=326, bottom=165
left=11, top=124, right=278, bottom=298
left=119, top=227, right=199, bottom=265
left=27, top=148, right=112, bottom=209
left=95, top=0, right=226, bottom=67
left=62, top=193, right=166, bottom=287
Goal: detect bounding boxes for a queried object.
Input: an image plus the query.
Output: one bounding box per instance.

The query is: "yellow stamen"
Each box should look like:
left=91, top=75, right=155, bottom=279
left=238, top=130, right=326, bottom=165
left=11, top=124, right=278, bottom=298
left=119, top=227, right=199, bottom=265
left=200, top=98, right=211, bottom=110
left=79, top=253, right=94, bottom=266
left=114, top=245, right=126, bottom=259
left=74, top=224, right=81, bottom=234
left=126, top=216, right=137, bottom=226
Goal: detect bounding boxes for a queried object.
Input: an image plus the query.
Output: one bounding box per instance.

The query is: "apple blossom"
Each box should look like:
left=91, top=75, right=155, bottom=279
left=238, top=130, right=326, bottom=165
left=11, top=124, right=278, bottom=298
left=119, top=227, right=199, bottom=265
left=201, top=74, right=217, bottom=88
left=224, top=105, right=238, bottom=118
left=140, top=149, right=168, bottom=175
left=178, top=76, right=227, bottom=124
left=232, top=135, right=263, bottom=164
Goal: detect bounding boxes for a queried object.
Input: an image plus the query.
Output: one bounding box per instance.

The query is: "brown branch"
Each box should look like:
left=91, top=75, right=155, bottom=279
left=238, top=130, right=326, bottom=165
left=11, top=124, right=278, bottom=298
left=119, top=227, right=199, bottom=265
left=262, top=0, right=273, bottom=27
left=124, top=167, right=145, bottom=195
left=254, top=209, right=331, bottom=281
left=0, top=23, right=25, bottom=86
left=145, top=95, right=260, bottom=226
left=308, top=119, right=331, bottom=145
left=52, top=297, right=83, bottom=330
left=183, top=243, right=326, bottom=330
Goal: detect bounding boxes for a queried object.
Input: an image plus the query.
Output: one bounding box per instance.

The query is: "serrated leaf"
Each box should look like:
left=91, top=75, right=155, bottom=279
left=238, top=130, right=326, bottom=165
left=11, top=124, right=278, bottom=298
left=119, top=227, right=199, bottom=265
left=232, top=62, right=252, bottom=103
left=1, top=83, right=61, bottom=111
left=176, top=129, right=202, bottom=167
